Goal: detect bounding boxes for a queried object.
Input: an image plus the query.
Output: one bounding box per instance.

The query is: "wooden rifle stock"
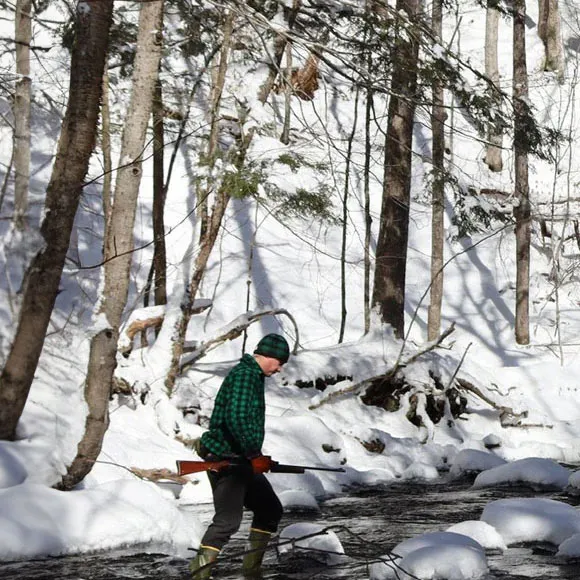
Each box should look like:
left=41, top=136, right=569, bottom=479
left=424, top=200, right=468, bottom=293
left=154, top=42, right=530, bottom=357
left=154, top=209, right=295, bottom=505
left=177, top=459, right=231, bottom=475
left=176, top=458, right=345, bottom=476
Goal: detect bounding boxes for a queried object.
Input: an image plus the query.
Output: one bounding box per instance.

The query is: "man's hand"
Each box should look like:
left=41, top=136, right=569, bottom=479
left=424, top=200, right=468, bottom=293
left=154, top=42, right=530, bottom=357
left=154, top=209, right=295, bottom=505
left=250, top=455, right=275, bottom=474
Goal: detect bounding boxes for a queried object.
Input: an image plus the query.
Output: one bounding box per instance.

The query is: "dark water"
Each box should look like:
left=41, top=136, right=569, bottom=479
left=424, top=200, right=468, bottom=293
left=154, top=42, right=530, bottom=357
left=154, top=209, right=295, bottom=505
left=2, top=479, right=580, bottom=579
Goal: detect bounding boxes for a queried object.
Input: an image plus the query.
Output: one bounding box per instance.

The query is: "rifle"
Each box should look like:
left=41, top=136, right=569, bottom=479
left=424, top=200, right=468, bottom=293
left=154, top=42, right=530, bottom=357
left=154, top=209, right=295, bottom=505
left=176, top=456, right=346, bottom=476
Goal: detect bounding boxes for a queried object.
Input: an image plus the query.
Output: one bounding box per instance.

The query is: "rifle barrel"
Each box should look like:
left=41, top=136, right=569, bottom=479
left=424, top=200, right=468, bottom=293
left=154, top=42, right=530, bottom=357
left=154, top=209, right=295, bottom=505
left=274, top=463, right=345, bottom=473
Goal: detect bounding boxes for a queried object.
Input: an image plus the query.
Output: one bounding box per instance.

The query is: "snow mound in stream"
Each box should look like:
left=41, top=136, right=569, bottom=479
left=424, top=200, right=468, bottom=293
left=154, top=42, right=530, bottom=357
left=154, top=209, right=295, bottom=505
left=370, top=531, right=487, bottom=580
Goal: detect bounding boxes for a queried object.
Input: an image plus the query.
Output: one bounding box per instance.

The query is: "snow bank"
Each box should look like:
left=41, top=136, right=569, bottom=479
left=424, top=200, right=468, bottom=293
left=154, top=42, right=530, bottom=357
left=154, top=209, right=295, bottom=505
left=0, top=480, right=196, bottom=561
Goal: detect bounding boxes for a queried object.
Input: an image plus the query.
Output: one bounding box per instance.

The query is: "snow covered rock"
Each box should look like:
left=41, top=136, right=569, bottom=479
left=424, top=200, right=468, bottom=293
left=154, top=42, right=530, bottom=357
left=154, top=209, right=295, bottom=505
left=557, top=532, right=580, bottom=560
left=370, top=531, right=487, bottom=580
left=449, top=449, right=506, bottom=478
left=278, top=489, right=320, bottom=512
left=565, top=469, right=580, bottom=496
left=473, top=457, right=570, bottom=490
left=482, top=498, right=580, bottom=546
left=446, top=520, right=507, bottom=551
left=278, top=522, right=345, bottom=564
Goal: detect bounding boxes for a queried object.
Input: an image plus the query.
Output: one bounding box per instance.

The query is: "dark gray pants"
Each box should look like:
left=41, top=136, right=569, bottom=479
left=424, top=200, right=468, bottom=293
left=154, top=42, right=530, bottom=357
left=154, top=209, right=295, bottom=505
left=201, top=465, right=283, bottom=550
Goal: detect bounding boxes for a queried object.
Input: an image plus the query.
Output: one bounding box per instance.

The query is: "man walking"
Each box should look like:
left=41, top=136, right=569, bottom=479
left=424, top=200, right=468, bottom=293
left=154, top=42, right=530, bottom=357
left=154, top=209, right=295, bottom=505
left=190, top=333, right=291, bottom=579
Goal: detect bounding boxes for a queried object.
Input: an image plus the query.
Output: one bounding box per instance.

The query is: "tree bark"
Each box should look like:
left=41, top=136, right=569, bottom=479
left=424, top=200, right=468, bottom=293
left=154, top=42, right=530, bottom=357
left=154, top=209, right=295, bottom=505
left=371, top=0, right=420, bottom=338
left=152, top=72, right=167, bottom=306
left=58, top=0, right=164, bottom=489
left=280, top=41, right=293, bottom=144
left=483, top=4, right=503, bottom=172
left=339, top=90, right=359, bottom=343
left=513, top=0, right=531, bottom=345
left=538, top=0, right=563, bottom=74
left=427, top=0, right=445, bottom=341
left=363, top=88, right=372, bottom=334
left=13, top=0, right=32, bottom=229
left=0, top=0, right=114, bottom=442
left=101, top=70, right=113, bottom=242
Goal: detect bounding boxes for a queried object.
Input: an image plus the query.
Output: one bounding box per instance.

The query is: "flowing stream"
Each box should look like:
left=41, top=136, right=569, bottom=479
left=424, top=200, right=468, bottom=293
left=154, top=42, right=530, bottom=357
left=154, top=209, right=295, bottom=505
left=2, top=479, right=580, bottom=580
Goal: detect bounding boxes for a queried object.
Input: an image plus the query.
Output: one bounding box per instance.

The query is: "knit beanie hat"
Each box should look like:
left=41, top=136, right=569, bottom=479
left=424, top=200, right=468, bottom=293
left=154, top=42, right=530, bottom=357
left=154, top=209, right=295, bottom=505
left=254, top=333, right=291, bottom=364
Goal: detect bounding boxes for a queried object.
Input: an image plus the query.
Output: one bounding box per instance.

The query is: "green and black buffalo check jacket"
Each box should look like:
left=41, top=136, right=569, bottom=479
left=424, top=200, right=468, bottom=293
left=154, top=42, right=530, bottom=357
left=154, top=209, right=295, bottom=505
left=200, top=354, right=265, bottom=457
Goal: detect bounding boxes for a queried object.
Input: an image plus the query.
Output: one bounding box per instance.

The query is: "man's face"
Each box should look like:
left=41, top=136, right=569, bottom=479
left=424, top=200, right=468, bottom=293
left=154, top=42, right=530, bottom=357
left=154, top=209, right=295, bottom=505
left=257, top=355, right=284, bottom=376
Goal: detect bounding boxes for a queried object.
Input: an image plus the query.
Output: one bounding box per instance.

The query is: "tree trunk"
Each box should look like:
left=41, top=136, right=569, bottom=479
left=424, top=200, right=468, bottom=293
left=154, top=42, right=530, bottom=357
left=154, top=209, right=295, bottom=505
left=483, top=4, right=503, bottom=172
left=257, top=1, right=302, bottom=104
left=142, top=71, right=167, bottom=347
left=513, top=0, right=531, bottom=345
left=150, top=71, right=167, bottom=307
left=13, top=0, right=32, bottom=229
left=101, top=70, right=113, bottom=241
left=198, top=10, right=234, bottom=243
left=280, top=41, right=293, bottom=145
left=164, top=130, right=255, bottom=393
left=165, top=190, right=230, bottom=393
left=427, top=0, right=445, bottom=342
left=363, top=87, right=373, bottom=334
left=58, top=0, right=164, bottom=489
left=371, top=0, right=420, bottom=338
left=339, top=90, right=359, bottom=343
left=0, top=0, right=114, bottom=442
left=538, top=0, right=563, bottom=74
left=363, top=4, right=373, bottom=335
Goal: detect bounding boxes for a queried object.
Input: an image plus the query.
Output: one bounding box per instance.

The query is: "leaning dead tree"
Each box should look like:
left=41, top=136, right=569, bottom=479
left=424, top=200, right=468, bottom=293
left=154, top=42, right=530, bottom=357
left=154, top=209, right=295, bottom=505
left=180, top=308, right=300, bottom=371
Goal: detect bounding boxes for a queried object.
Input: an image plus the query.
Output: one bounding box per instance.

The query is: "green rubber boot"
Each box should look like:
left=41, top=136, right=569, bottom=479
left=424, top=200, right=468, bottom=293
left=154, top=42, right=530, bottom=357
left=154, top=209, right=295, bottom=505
left=242, top=528, right=273, bottom=578
left=190, top=545, right=219, bottom=580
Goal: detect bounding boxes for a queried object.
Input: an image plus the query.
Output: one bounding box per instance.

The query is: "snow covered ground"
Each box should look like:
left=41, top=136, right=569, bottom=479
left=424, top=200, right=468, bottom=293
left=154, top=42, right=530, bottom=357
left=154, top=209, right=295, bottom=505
left=2, top=1, right=580, bottom=580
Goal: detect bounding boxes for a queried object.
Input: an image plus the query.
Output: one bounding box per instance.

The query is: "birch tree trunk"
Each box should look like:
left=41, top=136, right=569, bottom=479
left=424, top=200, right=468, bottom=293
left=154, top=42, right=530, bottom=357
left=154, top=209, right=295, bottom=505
left=372, top=0, right=420, bottom=338
left=0, top=0, right=114, bottom=442
left=483, top=4, right=503, bottom=172
left=13, top=0, right=32, bottom=229
left=427, top=0, right=445, bottom=341
left=538, top=0, right=563, bottom=74
left=57, top=0, right=164, bottom=489
left=513, top=0, right=531, bottom=345
left=101, top=70, right=113, bottom=241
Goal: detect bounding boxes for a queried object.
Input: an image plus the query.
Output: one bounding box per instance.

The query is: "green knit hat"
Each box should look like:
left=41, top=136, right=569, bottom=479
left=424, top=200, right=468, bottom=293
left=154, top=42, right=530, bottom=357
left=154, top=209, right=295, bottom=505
left=254, top=333, right=290, bottom=364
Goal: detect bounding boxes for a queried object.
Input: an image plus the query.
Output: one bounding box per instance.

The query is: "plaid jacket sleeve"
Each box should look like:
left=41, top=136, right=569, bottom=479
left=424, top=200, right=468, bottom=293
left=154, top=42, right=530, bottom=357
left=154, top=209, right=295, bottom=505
left=224, top=366, right=265, bottom=454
